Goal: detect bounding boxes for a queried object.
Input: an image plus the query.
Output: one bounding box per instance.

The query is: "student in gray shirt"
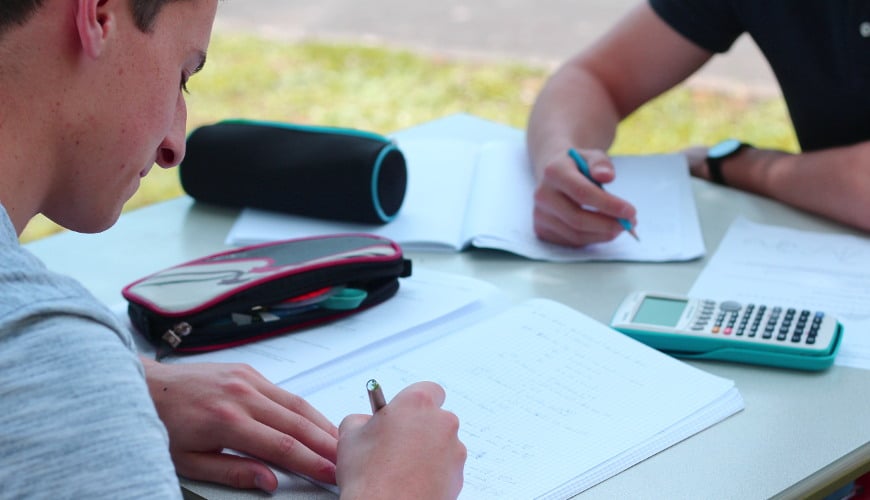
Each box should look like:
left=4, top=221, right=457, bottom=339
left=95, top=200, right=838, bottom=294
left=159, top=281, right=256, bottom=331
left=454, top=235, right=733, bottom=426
left=0, top=0, right=466, bottom=498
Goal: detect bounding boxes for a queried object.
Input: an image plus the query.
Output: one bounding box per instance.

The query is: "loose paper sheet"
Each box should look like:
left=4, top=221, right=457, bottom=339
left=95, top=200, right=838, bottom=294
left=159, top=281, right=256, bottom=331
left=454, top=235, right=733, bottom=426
left=689, top=217, right=870, bottom=370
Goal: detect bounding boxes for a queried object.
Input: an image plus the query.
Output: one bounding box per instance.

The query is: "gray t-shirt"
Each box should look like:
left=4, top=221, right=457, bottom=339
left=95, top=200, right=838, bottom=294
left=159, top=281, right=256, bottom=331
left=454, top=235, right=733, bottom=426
left=0, top=205, right=181, bottom=498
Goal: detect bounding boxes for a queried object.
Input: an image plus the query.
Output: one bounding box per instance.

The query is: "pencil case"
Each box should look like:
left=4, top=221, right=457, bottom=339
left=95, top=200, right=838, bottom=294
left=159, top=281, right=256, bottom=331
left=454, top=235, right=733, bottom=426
left=179, top=119, right=408, bottom=224
left=122, top=234, right=412, bottom=359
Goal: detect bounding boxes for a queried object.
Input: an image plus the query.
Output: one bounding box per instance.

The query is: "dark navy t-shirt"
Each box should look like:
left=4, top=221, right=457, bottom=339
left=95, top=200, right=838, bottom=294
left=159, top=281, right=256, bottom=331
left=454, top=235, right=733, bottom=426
left=649, top=0, right=870, bottom=151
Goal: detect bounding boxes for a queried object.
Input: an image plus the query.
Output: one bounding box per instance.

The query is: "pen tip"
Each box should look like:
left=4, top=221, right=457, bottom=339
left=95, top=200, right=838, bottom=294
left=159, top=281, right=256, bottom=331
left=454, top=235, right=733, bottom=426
left=629, top=229, right=640, bottom=242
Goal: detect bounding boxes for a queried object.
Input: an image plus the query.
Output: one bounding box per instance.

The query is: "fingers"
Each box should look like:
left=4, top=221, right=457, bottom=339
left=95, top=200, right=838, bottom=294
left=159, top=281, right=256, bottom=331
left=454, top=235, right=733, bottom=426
left=174, top=450, right=279, bottom=492
left=391, top=380, right=447, bottom=408
left=255, top=378, right=339, bottom=440
left=211, top=371, right=339, bottom=484
left=534, top=149, right=636, bottom=246
left=228, top=404, right=338, bottom=484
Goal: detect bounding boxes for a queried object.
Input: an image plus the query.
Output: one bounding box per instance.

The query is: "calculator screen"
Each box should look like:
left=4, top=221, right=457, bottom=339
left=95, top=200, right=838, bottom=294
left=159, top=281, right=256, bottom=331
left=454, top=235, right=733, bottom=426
left=633, top=297, right=688, bottom=327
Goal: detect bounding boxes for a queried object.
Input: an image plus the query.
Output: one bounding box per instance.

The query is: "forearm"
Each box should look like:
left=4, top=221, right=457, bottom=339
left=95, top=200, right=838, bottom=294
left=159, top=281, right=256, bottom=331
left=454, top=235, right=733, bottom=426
left=722, top=142, right=870, bottom=231
left=526, top=59, right=622, bottom=178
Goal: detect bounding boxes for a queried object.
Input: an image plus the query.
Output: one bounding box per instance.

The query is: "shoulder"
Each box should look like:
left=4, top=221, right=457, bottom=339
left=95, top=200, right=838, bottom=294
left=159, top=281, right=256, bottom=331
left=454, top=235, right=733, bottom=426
left=0, top=213, right=135, bottom=351
left=0, top=209, right=181, bottom=497
left=648, top=0, right=748, bottom=53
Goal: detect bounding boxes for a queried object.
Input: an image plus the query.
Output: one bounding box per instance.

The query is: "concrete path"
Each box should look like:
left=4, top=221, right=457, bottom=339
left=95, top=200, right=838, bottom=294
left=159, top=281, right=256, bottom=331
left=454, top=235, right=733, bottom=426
left=214, top=0, right=779, bottom=94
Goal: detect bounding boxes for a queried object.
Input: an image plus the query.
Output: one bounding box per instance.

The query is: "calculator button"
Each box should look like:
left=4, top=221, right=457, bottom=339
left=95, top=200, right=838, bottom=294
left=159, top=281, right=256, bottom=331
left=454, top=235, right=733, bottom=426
left=719, top=301, right=741, bottom=312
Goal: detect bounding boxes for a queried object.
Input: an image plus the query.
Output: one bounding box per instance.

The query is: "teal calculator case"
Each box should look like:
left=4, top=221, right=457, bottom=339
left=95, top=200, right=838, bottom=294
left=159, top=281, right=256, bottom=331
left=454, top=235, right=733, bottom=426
left=612, top=323, right=843, bottom=371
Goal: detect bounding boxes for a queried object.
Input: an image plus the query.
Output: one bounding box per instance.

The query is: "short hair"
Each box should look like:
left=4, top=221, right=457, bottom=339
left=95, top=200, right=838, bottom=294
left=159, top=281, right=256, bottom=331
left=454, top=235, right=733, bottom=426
left=0, top=0, right=180, bottom=37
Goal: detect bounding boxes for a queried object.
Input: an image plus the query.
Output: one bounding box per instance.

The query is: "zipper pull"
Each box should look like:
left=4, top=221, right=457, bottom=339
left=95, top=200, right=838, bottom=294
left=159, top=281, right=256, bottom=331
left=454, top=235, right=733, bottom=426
left=161, top=322, right=192, bottom=348
left=155, top=322, right=192, bottom=361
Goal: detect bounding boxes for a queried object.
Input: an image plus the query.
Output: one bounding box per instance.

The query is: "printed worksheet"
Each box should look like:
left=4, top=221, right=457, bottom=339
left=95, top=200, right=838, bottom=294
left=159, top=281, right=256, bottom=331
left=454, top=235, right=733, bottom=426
left=690, top=217, right=870, bottom=370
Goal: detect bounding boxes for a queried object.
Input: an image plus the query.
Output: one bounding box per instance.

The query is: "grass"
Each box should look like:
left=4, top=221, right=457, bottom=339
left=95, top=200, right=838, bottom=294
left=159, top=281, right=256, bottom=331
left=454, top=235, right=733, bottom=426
left=19, top=33, right=799, bottom=243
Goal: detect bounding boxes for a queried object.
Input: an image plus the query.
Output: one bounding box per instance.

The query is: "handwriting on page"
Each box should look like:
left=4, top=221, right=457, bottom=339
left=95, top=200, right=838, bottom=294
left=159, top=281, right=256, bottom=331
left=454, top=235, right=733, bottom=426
left=297, top=298, right=734, bottom=499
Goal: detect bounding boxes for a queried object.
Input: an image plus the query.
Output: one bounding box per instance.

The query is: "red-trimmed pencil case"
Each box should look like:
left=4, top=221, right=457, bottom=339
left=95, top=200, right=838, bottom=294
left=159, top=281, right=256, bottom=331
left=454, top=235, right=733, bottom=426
left=122, top=234, right=412, bottom=359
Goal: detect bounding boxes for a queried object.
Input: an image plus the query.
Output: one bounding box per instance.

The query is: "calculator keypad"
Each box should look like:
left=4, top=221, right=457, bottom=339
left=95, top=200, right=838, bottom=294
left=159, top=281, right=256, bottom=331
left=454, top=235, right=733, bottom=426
left=691, top=301, right=827, bottom=347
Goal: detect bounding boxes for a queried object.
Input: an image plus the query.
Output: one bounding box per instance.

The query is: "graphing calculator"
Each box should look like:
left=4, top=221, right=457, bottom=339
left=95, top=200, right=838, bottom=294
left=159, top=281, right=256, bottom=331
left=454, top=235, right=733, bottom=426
left=610, top=291, right=844, bottom=371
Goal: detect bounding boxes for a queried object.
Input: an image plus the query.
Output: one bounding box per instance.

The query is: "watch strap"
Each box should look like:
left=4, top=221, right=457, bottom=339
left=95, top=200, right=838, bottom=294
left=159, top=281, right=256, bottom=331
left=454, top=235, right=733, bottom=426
left=707, top=156, right=728, bottom=185
left=707, top=141, right=749, bottom=186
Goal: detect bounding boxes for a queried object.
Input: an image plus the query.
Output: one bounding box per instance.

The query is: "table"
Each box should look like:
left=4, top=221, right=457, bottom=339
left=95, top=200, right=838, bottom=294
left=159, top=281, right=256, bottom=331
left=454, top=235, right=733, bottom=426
left=25, top=179, right=870, bottom=499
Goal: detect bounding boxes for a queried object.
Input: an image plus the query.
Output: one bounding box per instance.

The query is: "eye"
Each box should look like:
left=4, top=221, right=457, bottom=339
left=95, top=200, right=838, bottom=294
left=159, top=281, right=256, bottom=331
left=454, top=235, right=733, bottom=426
left=180, top=52, right=207, bottom=95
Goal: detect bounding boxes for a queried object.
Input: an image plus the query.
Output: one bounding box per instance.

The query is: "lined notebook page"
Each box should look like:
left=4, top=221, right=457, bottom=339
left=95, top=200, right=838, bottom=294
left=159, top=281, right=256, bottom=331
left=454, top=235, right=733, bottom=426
left=286, top=298, right=742, bottom=499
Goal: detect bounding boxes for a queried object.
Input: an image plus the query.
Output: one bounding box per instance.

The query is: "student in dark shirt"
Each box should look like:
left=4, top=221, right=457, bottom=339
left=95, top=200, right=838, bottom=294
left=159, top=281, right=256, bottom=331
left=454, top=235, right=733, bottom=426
left=527, top=0, right=870, bottom=247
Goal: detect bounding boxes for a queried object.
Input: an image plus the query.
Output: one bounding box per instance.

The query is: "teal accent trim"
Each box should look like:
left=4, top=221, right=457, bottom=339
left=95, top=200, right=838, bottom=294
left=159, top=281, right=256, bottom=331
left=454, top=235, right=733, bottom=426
left=219, top=118, right=390, bottom=143
left=322, top=288, right=368, bottom=310
left=614, top=322, right=843, bottom=372
left=371, top=143, right=400, bottom=222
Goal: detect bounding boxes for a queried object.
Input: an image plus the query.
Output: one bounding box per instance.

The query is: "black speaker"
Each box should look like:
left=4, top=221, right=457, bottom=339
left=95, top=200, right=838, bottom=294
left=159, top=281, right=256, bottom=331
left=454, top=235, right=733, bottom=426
left=180, top=120, right=407, bottom=224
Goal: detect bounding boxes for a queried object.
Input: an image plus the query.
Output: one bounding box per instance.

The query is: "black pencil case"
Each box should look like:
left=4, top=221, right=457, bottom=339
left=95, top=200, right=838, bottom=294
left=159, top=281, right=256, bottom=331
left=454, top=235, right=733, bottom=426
left=122, top=234, right=412, bottom=359
left=179, top=120, right=408, bottom=224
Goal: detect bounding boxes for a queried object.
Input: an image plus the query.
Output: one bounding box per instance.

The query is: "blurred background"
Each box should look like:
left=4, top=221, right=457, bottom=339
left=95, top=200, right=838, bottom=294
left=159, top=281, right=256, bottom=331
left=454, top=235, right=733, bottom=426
left=21, top=0, right=796, bottom=242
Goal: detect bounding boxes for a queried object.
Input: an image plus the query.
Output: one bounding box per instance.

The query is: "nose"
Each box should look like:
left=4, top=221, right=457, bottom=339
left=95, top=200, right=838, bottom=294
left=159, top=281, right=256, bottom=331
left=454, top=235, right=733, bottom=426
left=156, top=96, right=188, bottom=168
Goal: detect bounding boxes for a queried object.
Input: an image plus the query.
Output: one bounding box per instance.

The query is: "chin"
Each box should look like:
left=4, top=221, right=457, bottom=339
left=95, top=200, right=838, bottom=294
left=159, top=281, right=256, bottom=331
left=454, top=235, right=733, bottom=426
left=47, top=208, right=123, bottom=235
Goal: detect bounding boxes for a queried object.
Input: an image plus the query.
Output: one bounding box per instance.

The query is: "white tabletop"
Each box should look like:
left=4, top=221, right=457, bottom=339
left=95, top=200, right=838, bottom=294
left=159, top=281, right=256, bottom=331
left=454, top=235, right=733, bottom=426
left=25, top=180, right=870, bottom=499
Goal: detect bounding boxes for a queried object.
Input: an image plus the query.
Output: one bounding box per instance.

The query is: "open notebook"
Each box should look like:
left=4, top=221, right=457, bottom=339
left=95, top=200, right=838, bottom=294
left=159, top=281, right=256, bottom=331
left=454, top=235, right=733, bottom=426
left=286, top=297, right=742, bottom=499
left=131, top=269, right=743, bottom=498
left=225, top=114, right=706, bottom=262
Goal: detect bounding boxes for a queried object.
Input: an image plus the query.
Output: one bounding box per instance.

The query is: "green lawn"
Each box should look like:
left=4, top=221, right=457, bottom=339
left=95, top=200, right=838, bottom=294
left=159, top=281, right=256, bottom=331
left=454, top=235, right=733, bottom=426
left=19, top=33, right=798, bottom=243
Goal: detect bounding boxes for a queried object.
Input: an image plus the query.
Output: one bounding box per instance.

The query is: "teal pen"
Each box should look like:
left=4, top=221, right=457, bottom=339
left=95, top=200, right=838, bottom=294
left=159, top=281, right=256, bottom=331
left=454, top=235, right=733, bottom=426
left=567, top=148, right=639, bottom=241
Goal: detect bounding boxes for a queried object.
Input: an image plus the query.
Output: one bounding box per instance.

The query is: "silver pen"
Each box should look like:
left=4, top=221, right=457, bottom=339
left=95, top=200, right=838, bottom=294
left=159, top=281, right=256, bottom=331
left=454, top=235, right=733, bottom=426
left=366, top=379, right=386, bottom=413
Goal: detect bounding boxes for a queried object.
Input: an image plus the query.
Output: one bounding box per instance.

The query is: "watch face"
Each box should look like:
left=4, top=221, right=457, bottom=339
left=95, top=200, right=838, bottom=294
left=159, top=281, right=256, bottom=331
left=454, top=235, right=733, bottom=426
left=708, top=138, right=743, bottom=159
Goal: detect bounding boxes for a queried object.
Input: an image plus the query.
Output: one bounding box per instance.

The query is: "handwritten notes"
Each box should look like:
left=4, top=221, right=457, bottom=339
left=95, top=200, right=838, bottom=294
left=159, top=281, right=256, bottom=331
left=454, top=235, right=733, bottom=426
left=284, top=298, right=742, bottom=498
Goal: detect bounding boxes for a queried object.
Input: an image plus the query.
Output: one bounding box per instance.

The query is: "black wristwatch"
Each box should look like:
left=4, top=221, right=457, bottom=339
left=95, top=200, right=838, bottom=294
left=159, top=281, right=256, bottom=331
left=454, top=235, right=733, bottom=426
left=706, top=139, right=749, bottom=185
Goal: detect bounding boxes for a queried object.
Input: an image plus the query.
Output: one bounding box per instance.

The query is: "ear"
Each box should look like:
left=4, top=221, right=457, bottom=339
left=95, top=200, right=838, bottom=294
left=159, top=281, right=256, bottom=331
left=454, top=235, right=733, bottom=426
left=75, top=0, right=113, bottom=58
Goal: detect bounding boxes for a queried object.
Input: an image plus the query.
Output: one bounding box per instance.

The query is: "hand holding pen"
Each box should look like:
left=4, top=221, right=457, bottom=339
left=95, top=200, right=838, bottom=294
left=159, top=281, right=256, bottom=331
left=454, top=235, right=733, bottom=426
left=568, top=148, right=639, bottom=241
left=335, top=380, right=466, bottom=498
